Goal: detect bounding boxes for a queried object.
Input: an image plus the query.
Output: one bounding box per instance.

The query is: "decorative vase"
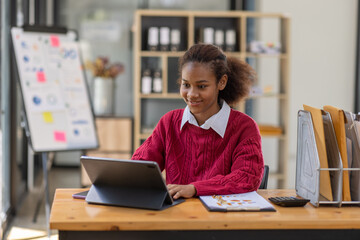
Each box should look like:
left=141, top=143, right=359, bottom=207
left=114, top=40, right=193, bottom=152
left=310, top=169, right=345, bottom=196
left=93, top=77, right=114, bottom=116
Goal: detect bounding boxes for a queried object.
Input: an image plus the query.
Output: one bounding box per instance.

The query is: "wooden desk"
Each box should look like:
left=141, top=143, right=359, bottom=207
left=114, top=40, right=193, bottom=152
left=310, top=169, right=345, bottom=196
left=50, top=189, right=360, bottom=240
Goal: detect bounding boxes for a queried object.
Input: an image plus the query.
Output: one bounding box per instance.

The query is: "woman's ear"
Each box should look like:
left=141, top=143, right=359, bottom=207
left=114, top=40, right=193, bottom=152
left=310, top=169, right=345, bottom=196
left=218, top=74, right=228, bottom=91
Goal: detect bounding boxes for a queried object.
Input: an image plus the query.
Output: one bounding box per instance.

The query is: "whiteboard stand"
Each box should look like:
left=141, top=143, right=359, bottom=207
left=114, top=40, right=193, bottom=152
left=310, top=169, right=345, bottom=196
left=32, top=152, right=54, bottom=221
left=42, top=152, right=50, bottom=239
left=22, top=112, right=55, bottom=238
left=43, top=152, right=53, bottom=238
left=27, top=144, right=34, bottom=191
left=21, top=110, right=35, bottom=191
left=21, top=110, right=53, bottom=234
left=12, top=26, right=99, bottom=239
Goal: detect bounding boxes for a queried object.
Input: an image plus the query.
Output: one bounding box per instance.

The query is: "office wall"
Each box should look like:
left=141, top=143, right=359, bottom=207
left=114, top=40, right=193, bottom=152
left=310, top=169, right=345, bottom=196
left=257, top=0, right=358, bottom=187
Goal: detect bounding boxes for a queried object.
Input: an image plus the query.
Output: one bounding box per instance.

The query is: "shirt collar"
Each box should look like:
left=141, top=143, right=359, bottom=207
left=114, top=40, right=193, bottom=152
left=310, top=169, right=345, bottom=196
left=180, top=100, right=231, bottom=138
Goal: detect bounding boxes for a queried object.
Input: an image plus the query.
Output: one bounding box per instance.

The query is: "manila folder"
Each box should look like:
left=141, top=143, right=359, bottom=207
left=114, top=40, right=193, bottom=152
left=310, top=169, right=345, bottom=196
left=323, top=105, right=351, bottom=201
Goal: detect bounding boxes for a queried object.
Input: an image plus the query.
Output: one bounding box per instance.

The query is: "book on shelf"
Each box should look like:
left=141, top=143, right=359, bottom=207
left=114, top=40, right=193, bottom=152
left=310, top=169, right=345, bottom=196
left=141, top=69, right=152, bottom=94
left=159, top=27, right=170, bottom=51
left=214, top=29, right=225, bottom=50
left=258, top=125, right=282, bottom=136
left=198, top=27, right=214, bottom=45
left=225, top=29, right=236, bottom=52
left=152, top=69, right=162, bottom=93
left=170, top=28, right=181, bottom=51
left=147, top=27, right=159, bottom=51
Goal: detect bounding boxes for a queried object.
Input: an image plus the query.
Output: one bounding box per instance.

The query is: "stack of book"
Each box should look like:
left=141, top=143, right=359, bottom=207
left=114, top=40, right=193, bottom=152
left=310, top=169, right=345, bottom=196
left=147, top=26, right=181, bottom=51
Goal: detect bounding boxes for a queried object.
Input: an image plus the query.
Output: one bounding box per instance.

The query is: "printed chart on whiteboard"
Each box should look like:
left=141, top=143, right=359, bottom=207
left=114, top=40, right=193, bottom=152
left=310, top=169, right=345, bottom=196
left=11, top=27, right=98, bottom=152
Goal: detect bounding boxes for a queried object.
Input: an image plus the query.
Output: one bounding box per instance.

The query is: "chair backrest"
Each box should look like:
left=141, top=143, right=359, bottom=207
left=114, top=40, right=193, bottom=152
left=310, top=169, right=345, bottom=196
left=259, top=165, right=269, bottom=189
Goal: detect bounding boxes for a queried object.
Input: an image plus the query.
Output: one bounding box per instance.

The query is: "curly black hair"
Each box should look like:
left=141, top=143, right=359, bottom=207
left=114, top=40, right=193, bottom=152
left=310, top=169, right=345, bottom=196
left=178, top=43, right=256, bottom=106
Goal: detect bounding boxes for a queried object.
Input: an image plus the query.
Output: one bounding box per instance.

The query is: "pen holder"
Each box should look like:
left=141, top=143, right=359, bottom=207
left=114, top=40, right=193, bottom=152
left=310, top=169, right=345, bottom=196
left=296, top=110, right=360, bottom=207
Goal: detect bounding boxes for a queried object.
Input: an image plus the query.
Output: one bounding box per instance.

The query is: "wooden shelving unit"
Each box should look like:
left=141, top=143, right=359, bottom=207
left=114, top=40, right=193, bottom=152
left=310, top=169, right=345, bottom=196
left=133, top=10, right=290, bottom=188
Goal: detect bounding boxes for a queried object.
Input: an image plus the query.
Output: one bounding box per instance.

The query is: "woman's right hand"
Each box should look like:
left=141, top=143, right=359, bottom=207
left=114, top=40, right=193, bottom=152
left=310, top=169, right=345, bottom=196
left=167, top=184, right=197, bottom=199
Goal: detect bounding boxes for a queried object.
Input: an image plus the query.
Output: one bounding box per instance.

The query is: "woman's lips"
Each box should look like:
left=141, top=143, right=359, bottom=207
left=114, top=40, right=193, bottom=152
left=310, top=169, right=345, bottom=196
left=188, top=100, right=201, bottom=106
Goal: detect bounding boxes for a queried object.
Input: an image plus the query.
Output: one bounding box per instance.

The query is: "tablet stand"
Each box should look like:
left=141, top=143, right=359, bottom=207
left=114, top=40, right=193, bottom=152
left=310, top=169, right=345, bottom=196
left=87, top=184, right=173, bottom=210
left=22, top=114, right=53, bottom=238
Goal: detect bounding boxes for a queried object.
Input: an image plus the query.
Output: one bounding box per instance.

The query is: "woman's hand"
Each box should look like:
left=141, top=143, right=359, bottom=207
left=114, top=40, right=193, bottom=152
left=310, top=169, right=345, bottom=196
left=167, top=184, right=196, bottom=199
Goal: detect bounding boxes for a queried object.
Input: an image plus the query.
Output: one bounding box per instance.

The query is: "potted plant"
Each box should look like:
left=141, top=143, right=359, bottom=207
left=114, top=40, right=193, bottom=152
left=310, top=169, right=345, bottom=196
left=86, top=57, right=124, bottom=115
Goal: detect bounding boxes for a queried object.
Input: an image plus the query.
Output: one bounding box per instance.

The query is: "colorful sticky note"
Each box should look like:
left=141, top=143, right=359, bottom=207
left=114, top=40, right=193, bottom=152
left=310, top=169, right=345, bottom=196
left=50, top=35, right=60, bottom=47
left=42, top=112, right=53, bottom=123
left=54, top=131, right=66, bottom=142
left=36, top=71, right=46, bottom=83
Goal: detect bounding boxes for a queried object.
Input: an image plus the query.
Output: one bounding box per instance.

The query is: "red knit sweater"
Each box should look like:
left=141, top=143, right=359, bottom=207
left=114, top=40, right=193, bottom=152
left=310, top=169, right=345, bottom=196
left=132, top=109, right=264, bottom=196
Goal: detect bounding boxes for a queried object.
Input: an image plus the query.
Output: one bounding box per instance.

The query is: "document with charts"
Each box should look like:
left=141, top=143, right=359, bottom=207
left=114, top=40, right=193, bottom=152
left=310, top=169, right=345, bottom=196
left=199, top=191, right=276, bottom=212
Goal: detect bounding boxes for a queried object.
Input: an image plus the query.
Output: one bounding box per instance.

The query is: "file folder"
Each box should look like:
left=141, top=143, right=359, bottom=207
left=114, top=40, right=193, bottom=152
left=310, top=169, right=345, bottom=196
left=322, top=111, right=342, bottom=203
left=344, top=111, right=360, bottom=201
left=323, top=106, right=351, bottom=201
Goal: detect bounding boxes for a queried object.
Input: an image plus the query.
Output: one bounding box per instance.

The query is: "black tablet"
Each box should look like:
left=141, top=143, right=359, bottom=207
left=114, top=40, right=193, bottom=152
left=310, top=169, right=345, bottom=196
left=80, top=156, right=184, bottom=210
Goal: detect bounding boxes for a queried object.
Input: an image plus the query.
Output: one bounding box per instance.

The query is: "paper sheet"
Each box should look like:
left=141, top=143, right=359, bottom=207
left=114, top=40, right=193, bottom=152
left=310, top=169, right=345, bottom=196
left=199, top=191, right=275, bottom=212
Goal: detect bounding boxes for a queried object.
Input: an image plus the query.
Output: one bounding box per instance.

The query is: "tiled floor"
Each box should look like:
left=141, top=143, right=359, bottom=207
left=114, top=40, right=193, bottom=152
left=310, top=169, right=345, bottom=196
left=5, top=167, right=82, bottom=240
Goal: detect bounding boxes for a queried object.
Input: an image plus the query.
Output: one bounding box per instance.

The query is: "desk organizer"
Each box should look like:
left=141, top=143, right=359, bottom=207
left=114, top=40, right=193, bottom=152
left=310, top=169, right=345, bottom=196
left=296, top=110, right=360, bottom=207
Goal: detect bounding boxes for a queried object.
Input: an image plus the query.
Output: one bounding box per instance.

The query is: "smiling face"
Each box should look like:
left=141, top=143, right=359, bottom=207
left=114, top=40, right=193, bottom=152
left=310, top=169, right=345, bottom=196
left=180, top=62, right=227, bottom=126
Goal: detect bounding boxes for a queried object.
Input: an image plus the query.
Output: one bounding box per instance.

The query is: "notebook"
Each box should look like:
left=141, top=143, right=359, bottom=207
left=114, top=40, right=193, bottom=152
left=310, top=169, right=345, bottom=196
left=80, top=156, right=184, bottom=210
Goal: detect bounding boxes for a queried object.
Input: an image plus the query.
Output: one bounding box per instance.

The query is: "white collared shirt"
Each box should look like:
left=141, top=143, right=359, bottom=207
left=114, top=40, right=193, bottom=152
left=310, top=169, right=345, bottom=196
left=180, top=100, right=231, bottom=138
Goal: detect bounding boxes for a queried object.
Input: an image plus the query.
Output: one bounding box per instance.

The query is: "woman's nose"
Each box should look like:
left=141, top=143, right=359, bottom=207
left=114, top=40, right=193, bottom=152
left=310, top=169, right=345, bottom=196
left=188, top=87, right=199, bottom=97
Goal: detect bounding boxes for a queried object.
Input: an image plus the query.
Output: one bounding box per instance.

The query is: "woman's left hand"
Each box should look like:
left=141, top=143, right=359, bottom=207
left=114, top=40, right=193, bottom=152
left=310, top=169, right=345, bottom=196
left=167, top=184, right=196, bottom=199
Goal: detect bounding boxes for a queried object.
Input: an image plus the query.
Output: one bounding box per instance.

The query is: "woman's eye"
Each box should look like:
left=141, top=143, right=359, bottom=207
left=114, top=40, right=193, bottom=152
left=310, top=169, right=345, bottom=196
left=199, top=85, right=207, bottom=89
left=182, top=83, right=190, bottom=88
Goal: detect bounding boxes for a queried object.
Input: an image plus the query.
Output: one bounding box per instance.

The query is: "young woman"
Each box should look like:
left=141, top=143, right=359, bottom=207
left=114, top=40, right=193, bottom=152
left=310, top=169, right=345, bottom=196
left=132, top=43, right=264, bottom=199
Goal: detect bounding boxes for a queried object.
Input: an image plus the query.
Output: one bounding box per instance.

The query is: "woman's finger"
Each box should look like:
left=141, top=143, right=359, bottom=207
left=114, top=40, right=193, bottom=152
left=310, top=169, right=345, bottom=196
left=169, top=189, right=178, bottom=197
left=173, top=190, right=181, bottom=200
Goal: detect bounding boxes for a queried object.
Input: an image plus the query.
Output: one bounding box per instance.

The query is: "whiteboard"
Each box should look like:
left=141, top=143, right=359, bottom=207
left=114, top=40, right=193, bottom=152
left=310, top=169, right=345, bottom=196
left=11, top=27, right=98, bottom=152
